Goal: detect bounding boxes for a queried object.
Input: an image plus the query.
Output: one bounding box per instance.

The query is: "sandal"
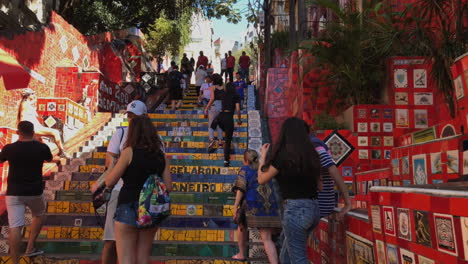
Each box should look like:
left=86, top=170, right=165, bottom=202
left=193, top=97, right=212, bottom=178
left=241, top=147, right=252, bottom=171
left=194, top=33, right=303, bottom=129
left=232, top=254, right=246, bottom=261
left=24, top=248, right=44, bottom=257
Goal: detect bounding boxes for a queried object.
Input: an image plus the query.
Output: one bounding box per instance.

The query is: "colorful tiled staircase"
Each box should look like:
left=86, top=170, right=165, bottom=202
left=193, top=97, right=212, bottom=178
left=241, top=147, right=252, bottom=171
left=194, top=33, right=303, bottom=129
left=0, top=85, right=266, bottom=263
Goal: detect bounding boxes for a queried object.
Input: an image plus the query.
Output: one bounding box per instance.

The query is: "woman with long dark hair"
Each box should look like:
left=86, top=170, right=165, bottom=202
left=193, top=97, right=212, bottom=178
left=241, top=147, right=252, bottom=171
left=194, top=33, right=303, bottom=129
left=105, top=115, right=171, bottom=264
left=210, top=82, right=242, bottom=166
left=258, top=117, right=322, bottom=264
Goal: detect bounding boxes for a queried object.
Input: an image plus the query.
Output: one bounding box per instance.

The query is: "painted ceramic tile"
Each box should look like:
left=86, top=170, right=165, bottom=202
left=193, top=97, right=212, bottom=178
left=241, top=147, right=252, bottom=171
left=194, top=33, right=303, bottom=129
left=418, top=255, right=435, bottom=264
left=342, top=167, right=353, bottom=176
left=464, top=151, right=468, bottom=179
left=384, top=136, right=394, bottom=147
left=430, top=152, right=442, bottom=174
left=359, top=150, right=369, bottom=160
left=371, top=136, right=381, bottom=146
left=454, top=75, right=465, bottom=100
left=358, top=122, right=368, bottom=133
left=372, top=150, right=382, bottom=160
left=370, top=122, right=381, bottom=132
left=414, top=92, right=433, bottom=105
left=357, top=109, right=368, bottom=119
left=371, top=206, right=382, bottom=233
left=434, top=213, right=457, bottom=256
left=402, top=156, right=409, bottom=175
left=383, top=122, right=393, bottom=132
left=412, top=154, right=427, bottom=185
left=358, top=136, right=369, bottom=147
left=383, top=109, right=393, bottom=119
left=396, top=109, right=409, bottom=128
left=392, top=159, right=400, bottom=175
left=375, top=240, right=386, bottom=264
left=386, top=243, right=399, bottom=264
left=383, top=206, right=396, bottom=236
left=384, top=150, right=391, bottom=159
left=446, top=150, right=459, bottom=174
left=414, top=210, right=432, bottom=248
left=394, top=68, right=408, bottom=88
left=47, top=102, right=57, bottom=111
left=395, top=92, right=409, bottom=105
left=414, top=69, right=427, bottom=88
left=371, top=109, right=380, bottom=118
left=460, top=216, right=468, bottom=261
left=397, top=208, right=412, bottom=241
left=399, top=248, right=415, bottom=264
left=414, top=109, right=428, bottom=128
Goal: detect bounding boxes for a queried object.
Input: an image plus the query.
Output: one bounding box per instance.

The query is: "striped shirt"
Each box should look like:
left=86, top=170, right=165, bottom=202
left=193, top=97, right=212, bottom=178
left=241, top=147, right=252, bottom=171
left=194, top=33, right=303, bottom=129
left=310, top=136, right=337, bottom=217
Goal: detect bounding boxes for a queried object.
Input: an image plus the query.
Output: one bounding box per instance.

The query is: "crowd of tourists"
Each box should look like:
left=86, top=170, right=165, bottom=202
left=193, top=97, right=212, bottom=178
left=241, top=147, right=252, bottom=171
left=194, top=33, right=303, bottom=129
left=1, top=50, right=352, bottom=264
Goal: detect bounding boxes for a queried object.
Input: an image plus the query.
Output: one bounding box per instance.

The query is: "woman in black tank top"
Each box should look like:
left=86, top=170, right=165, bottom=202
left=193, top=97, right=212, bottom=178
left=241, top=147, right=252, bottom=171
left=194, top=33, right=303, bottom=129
left=105, top=116, right=171, bottom=264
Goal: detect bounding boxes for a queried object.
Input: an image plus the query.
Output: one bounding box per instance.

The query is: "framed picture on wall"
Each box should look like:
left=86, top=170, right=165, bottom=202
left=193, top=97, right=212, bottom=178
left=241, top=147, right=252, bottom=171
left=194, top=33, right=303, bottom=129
left=434, top=213, right=458, bottom=256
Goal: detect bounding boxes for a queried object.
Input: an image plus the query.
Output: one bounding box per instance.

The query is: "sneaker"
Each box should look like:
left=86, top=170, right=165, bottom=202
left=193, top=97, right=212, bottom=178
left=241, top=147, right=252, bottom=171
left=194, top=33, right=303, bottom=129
left=224, top=160, right=230, bottom=167
left=24, top=248, right=44, bottom=257
left=207, top=139, right=218, bottom=153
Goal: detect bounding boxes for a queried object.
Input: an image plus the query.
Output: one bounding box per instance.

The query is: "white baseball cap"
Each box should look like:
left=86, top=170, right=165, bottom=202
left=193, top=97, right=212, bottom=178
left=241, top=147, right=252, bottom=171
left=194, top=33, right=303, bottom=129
left=126, top=100, right=147, bottom=116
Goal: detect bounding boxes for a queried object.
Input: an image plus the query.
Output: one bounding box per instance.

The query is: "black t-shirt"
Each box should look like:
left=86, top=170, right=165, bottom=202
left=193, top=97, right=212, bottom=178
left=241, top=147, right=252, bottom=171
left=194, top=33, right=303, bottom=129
left=0, top=141, right=52, bottom=196
left=118, top=148, right=166, bottom=205
left=271, top=153, right=319, bottom=200
left=167, top=71, right=184, bottom=88
left=222, top=93, right=240, bottom=112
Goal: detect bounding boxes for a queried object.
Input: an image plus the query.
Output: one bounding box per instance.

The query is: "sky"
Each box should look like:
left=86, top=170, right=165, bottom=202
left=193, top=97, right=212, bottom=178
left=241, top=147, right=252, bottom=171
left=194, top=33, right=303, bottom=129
left=212, top=0, right=250, bottom=41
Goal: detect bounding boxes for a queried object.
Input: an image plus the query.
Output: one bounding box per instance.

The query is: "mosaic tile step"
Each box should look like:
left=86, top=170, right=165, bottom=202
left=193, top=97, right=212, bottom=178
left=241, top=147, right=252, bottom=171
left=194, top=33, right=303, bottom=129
left=81, top=156, right=244, bottom=167
left=152, top=110, right=247, bottom=115
left=67, top=172, right=239, bottom=184
left=162, top=136, right=248, bottom=143
left=169, top=192, right=235, bottom=204
left=165, top=153, right=244, bottom=161
left=165, top=159, right=243, bottom=167
left=155, top=127, right=248, bottom=133
left=92, top=145, right=247, bottom=154
left=0, top=241, right=241, bottom=257
left=169, top=166, right=241, bottom=176
left=0, top=256, right=247, bottom=264
left=39, top=215, right=236, bottom=229
left=147, top=114, right=248, bottom=119
left=76, top=164, right=242, bottom=174
left=20, top=226, right=238, bottom=242
left=70, top=172, right=101, bottom=181
left=45, top=201, right=234, bottom=217
left=171, top=173, right=238, bottom=184
left=48, top=179, right=234, bottom=194
left=171, top=182, right=233, bottom=193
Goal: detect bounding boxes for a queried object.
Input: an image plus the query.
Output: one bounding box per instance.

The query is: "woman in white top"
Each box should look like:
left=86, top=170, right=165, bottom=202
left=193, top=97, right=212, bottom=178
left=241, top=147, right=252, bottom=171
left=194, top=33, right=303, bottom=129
left=195, top=66, right=207, bottom=98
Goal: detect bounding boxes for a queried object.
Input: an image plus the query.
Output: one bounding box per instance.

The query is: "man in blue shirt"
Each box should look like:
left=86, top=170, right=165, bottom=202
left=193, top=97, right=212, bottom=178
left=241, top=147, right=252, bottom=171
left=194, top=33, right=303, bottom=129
left=310, top=135, right=351, bottom=218
left=234, top=72, right=247, bottom=105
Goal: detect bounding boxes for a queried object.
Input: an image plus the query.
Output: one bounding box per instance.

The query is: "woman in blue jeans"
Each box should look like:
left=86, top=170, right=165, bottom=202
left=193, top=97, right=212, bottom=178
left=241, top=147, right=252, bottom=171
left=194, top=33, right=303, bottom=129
left=258, top=117, right=322, bottom=264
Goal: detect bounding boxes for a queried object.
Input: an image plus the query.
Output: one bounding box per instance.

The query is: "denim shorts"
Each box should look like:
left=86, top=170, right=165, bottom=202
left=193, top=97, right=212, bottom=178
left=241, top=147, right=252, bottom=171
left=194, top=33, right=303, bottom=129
left=114, top=202, right=139, bottom=227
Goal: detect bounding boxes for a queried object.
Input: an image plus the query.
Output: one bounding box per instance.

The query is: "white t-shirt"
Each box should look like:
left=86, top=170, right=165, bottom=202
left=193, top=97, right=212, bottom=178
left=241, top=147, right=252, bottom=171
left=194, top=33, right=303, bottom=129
left=195, top=69, right=207, bottom=86
left=221, top=58, right=227, bottom=70
left=107, top=127, right=165, bottom=191
left=201, top=83, right=212, bottom=99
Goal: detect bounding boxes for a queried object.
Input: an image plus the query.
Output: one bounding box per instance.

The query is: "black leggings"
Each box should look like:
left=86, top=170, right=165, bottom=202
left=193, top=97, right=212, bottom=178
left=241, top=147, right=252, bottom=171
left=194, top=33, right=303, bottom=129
left=211, top=112, right=234, bottom=161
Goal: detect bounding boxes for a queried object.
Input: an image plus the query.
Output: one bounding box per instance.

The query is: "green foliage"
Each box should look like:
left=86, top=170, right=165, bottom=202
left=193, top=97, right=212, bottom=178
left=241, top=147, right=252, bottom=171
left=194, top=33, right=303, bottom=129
left=302, top=0, right=467, bottom=115
left=401, top=0, right=468, bottom=116
left=57, top=0, right=242, bottom=35
left=144, top=12, right=192, bottom=57
left=313, top=112, right=347, bottom=130
left=271, top=31, right=289, bottom=51
left=302, top=0, right=407, bottom=108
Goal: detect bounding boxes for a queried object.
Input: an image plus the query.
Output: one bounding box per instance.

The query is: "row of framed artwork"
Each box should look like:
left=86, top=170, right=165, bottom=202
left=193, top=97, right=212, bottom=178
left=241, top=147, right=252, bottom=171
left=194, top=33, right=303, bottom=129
left=376, top=240, right=438, bottom=264
left=391, top=151, right=459, bottom=185
left=371, top=205, right=468, bottom=259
